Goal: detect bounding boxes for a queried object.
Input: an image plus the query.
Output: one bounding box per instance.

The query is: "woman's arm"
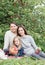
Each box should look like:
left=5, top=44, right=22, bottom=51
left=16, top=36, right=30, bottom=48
left=30, top=36, right=38, bottom=50
left=30, top=36, right=41, bottom=54
left=3, top=31, right=10, bottom=50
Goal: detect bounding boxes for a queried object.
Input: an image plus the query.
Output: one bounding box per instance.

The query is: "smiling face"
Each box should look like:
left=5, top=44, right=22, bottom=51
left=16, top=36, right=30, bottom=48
left=18, top=27, right=25, bottom=37
left=17, top=25, right=27, bottom=37
left=10, top=23, right=17, bottom=33
left=14, top=37, right=20, bottom=46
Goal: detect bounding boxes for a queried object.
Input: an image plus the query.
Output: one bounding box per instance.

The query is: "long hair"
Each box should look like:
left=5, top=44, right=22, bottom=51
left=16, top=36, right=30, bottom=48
left=13, top=36, right=21, bottom=47
left=17, top=25, right=28, bottom=36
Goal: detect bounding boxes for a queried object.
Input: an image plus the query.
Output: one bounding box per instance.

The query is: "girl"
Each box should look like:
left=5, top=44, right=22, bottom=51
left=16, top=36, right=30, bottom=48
left=17, top=25, right=45, bottom=59
left=9, top=36, right=24, bottom=57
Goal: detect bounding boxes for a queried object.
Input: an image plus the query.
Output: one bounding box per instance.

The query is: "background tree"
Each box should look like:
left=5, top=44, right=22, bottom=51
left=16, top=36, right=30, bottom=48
left=0, top=0, right=45, bottom=52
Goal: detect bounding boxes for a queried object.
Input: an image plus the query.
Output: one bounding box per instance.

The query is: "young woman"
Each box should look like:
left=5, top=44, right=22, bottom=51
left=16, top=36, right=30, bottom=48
left=17, top=25, right=45, bottom=59
left=9, top=36, right=24, bottom=57
left=3, top=22, right=18, bottom=55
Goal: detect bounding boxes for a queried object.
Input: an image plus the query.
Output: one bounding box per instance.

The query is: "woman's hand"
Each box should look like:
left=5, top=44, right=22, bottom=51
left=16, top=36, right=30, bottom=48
left=35, top=47, right=41, bottom=54
left=35, top=49, right=40, bottom=54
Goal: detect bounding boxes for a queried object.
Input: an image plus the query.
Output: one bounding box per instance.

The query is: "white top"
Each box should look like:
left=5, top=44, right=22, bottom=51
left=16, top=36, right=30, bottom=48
left=3, top=30, right=17, bottom=50
left=20, top=35, right=38, bottom=55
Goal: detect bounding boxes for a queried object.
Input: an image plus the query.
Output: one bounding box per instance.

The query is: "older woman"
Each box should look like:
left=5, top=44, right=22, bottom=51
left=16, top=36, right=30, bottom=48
left=17, top=25, right=45, bottom=59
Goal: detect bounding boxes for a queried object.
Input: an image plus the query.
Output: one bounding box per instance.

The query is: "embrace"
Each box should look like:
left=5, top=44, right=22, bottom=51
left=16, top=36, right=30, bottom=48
left=2, top=22, right=45, bottom=59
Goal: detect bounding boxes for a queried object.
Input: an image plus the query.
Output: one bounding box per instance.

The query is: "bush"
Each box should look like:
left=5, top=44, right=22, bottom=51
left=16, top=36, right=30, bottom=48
left=0, top=0, right=45, bottom=51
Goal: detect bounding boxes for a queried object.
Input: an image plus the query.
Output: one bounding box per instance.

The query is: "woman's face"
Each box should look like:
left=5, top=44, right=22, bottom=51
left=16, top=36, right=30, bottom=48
left=14, top=38, right=20, bottom=46
left=10, top=23, right=17, bottom=33
left=18, top=27, right=25, bottom=36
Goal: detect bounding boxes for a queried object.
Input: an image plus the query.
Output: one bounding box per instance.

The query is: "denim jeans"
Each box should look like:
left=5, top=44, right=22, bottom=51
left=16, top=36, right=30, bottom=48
left=31, top=51, right=45, bottom=59
left=3, top=49, right=9, bottom=55
left=18, top=47, right=24, bottom=57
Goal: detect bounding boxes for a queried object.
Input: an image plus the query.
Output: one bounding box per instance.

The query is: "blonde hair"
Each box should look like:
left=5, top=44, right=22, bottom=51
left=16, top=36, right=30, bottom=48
left=13, top=36, right=22, bottom=49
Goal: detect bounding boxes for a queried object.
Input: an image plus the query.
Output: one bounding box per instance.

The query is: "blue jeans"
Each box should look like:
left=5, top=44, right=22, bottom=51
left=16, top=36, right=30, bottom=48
left=3, top=49, right=9, bottom=55
left=31, top=51, right=45, bottom=59
left=18, top=47, right=24, bottom=57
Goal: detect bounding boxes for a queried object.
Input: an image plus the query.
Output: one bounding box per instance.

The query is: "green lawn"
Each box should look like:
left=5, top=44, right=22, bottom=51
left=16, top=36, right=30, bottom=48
left=0, top=57, right=45, bottom=65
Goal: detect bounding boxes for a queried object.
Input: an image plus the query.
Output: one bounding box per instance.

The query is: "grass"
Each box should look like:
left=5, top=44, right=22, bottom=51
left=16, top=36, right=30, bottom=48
left=0, top=57, right=45, bottom=65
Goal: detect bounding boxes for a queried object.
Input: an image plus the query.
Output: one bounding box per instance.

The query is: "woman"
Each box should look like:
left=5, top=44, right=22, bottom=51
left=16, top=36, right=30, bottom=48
left=9, top=36, right=24, bottom=57
left=17, top=25, right=45, bottom=59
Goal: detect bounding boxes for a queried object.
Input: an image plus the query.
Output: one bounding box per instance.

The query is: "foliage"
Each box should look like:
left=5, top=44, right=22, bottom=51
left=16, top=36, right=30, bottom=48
left=0, top=0, right=45, bottom=52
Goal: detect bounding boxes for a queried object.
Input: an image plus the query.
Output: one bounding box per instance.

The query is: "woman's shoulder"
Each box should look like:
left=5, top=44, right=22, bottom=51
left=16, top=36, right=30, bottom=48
left=26, top=35, right=34, bottom=41
left=5, top=30, right=11, bottom=35
left=26, top=35, right=32, bottom=38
